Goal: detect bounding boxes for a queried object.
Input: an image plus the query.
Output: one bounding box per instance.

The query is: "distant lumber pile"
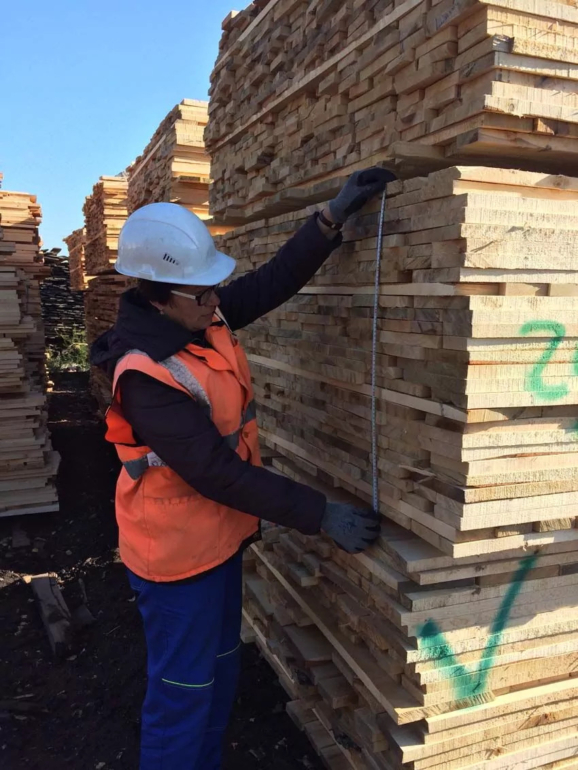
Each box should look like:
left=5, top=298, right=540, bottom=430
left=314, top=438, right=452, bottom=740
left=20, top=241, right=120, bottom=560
left=208, top=2, right=578, bottom=769
left=63, top=228, right=88, bottom=291
left=83, top=176, right=128, bottom=276
left=40, top=249, right=86, bottom=352
left=127, top=99, right=211, bottom=218
left=0, top=182, right=58, bottom=518
left=77, top=100, right=216, bottom=412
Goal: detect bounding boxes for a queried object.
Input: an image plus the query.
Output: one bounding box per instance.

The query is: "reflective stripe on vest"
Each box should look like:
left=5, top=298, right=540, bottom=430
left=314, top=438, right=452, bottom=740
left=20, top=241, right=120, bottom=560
left=119, top=349, right=212, bottom=419
left=223, top=398, right=258, bottom=451
left=120, top=388, right=258, bottom=480
left=123, top=451, right=166, bottom=480
left=158, top=355, right=212, bottom=418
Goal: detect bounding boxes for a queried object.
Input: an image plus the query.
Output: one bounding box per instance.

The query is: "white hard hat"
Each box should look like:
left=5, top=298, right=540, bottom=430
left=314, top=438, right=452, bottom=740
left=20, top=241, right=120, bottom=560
left=115, top=202, right=235, bottom=285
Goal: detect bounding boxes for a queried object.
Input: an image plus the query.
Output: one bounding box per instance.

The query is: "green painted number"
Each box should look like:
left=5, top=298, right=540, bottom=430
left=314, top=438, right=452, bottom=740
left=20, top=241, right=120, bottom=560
left=519, top=321, right=568, bottom=402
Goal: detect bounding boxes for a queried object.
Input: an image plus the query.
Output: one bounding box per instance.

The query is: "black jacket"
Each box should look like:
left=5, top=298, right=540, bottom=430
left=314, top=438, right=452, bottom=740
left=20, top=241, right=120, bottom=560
left=91, top=214, right=342, bottom=536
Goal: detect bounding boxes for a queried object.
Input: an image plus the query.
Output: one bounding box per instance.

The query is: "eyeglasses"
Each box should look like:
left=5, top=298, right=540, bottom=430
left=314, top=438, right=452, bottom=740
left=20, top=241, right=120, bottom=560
left=171, top=286, right=217, bottom=307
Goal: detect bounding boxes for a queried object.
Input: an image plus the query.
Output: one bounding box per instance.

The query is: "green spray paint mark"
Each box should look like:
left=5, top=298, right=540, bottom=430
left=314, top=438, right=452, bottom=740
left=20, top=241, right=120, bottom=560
left=417, top=555, right=538, bottom=702
left=563, top=419, right=578, bottom=440
left=519, top=321, right=568, bottom=402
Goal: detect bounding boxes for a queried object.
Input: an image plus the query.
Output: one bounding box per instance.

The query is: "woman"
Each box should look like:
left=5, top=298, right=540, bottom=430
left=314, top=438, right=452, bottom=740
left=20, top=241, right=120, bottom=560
left=91, top=167, right=392, bottom=770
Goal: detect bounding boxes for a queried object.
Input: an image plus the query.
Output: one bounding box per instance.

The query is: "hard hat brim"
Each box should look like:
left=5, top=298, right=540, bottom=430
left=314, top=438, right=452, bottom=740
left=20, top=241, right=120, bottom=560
left=172, top=250, right=236, bottom=286
left=115, top=250, right=236, bottom=286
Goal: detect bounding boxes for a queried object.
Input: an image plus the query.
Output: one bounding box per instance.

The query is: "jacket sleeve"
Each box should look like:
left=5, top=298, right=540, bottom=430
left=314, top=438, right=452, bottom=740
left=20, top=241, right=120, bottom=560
left=218, top=214, right=342, bottom=331
left=117, top=370, right=326, bottom=535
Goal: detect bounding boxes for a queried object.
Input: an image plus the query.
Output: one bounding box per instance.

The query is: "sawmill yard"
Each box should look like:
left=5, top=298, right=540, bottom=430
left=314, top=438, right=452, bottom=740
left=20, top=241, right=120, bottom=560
left=4, top=0, right=578, bottom=768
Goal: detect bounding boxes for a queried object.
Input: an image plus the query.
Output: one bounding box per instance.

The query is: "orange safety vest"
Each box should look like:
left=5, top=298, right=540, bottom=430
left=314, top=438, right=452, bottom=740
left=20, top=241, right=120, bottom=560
left=104, top=316, right=260, bottom=581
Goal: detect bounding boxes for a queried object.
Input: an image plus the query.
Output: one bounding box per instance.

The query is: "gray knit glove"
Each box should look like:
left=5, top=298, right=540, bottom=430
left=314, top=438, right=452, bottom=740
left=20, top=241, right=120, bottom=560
left=321, top=503, right=381, bottom=554
left=328, top=167, right=397, bottom=224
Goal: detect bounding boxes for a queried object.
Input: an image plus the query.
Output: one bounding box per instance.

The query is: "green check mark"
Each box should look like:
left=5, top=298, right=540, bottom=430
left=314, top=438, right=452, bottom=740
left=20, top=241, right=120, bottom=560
left=417, top=555, right=538, bottom=703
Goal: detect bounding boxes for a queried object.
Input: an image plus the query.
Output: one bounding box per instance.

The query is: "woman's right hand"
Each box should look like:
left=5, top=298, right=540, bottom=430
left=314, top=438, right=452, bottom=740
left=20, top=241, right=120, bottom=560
left=320, top=503, right=381, bottom=554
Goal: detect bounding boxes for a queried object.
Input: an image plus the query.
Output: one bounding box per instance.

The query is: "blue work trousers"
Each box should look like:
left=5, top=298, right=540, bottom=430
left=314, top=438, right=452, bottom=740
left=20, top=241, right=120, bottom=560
left=127, top=551, right=243, bottom=770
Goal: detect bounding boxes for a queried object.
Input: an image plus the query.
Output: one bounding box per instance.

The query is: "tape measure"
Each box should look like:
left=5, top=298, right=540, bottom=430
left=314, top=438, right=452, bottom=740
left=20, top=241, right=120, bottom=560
left=371, top=191, right=387, bottom=513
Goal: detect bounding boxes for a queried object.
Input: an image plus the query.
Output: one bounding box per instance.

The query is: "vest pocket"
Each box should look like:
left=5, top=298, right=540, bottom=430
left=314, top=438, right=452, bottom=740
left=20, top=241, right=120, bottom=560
left=144, top=493, right=220, bottom=578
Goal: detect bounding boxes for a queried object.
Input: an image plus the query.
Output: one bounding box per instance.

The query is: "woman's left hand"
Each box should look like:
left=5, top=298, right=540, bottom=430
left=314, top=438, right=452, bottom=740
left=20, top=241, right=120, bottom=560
left=328, top=167, right=397, bottom=224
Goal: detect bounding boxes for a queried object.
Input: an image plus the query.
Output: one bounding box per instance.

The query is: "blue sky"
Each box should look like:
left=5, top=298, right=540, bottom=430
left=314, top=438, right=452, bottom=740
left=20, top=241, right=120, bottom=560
left=0, top=0, right=237, bottom=251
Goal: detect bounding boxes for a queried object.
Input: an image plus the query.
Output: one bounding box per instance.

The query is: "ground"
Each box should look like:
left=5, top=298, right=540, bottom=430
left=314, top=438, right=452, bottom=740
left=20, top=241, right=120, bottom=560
left=0, top=372, right=324, bottom=770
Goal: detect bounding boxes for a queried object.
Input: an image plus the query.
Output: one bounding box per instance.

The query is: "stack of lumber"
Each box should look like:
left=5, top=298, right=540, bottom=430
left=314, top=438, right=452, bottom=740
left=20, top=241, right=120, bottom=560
left=206, top=0, right=578, bottom=225
left=233, top=165, right=578, bottom=770
left=83, top=177, right=128, bottom=276
left=84, top=273, right=135, bottom=414
left=209, top=6, right=578, bottom=759
left=127, top=99, right=211, bottom=218
left=0, top=190, right=49, bottom=384
left=0, top=189, right=59, bottom=518
left=63, top=228, right=89, bottom=291
left=208, top=13, right=578, bottom=767
left=40, top=249, right=86, bottom=350
left=80, top=176, right=128, bottom=410
left=80, top=101, right=219, bottom=411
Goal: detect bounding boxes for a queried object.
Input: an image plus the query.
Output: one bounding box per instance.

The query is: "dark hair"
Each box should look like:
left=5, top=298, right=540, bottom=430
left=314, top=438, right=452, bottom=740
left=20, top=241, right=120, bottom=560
left=137, top=279, right=175, bottom=306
